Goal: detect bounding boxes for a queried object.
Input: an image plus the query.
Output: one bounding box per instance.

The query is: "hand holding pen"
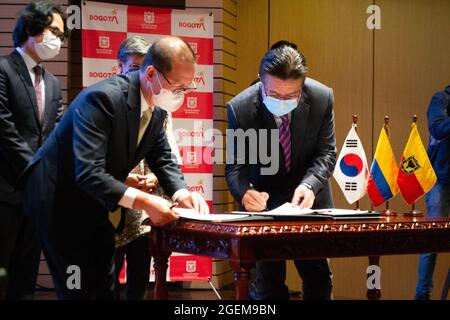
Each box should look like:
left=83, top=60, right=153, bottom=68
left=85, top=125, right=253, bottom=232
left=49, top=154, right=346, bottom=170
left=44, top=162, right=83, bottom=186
left=241, top=183, right=270, bottom=212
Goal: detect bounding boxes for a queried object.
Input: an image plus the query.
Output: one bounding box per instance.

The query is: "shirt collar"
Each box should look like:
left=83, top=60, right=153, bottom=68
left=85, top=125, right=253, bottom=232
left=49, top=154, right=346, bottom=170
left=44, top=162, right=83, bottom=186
left=140, top=89, right=154, bottom=117
left=16, top=47, right=39, bottom=71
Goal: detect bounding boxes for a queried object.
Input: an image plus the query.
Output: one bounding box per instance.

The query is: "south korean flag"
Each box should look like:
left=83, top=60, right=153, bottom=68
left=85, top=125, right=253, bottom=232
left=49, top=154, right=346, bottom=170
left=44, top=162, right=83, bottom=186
left=333, top=125, right=369, bottom=204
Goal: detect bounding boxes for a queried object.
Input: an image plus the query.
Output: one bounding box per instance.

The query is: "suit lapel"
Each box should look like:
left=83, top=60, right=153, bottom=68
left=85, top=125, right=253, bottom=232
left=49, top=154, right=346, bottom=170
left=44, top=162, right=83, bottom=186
left=42, top=68, right=53, bottom=131
left=10, top=50, right=41, bottom=127
left=291, top=92, right=310, bottom=176
left=126, top=72, right=141, bottom=164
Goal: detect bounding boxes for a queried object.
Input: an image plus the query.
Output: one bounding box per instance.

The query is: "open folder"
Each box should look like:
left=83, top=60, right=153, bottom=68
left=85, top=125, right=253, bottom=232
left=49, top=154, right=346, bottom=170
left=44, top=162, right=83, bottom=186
left=231, top=203, right=380, bottom=220
left=172, top=208, right=252, bottom=222
left=173, top=204, right=380, bottom=222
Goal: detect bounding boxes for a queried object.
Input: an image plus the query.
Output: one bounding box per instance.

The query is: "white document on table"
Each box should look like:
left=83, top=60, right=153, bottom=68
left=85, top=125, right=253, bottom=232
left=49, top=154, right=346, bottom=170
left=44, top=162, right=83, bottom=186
left=232, top=202, right=316, bottom=216
left=232, top=203, right=377, bottom=219
left=173, top=208, right=249, bottom=222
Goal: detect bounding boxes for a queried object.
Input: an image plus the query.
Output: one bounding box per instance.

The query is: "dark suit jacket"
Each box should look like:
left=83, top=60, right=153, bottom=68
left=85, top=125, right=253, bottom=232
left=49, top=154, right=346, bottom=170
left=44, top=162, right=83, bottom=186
left=225, top=78, right=337, bottom=210
left=0, top=50, right=63, bottom=205
left=22, top=71, right=186, bottom=241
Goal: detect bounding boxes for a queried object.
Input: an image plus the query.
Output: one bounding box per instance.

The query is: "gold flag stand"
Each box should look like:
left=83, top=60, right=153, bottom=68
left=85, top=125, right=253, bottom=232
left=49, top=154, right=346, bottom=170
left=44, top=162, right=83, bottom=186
left=380, top=116, right=397, bottom=217
left=404, top=202, right=424, bottom=217
left=381, top=200, right=397, bottom=216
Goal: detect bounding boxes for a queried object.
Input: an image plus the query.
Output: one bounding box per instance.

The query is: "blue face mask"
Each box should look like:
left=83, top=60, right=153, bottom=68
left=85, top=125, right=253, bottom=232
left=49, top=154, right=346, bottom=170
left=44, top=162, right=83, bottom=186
left=262, top=85, right=299, bottom=117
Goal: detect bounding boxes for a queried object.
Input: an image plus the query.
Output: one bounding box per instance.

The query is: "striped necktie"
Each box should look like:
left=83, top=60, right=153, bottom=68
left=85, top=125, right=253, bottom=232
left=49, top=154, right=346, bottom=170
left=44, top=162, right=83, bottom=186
left=279, top=114, right=291, bottom=173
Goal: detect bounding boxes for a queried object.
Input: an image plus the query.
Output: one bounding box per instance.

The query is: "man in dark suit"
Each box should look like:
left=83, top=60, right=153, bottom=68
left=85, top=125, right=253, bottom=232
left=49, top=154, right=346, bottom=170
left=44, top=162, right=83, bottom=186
left=0, top=0, right=67, bottom=299
left=21, top=36, right=208, bottom=299
left=225, top=46, right=337, bottom=300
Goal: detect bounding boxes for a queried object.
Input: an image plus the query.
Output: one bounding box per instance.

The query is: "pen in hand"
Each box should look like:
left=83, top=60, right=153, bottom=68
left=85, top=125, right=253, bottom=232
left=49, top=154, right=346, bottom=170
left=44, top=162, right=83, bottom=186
left=249, top=183, right=269, bottom=211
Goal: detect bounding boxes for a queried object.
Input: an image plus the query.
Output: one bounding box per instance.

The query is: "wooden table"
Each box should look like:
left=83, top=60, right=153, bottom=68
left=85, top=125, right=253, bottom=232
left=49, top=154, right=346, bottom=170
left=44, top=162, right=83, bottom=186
left=149, top=216, right=450, bottom=300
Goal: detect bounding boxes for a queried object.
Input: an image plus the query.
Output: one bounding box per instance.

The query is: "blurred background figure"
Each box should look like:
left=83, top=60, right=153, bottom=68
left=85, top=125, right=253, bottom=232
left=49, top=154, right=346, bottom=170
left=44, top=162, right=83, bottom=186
left=414, top=85, right=450, bottom=300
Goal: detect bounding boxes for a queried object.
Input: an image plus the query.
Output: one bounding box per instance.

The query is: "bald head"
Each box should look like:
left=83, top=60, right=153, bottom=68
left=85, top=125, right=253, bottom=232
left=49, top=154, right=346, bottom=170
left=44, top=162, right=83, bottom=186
left=141, top=36, right=196, bottom=75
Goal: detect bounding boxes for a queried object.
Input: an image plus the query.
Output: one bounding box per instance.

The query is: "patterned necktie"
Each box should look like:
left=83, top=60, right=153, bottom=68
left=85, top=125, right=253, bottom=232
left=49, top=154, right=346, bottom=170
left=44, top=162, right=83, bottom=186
left=137, top=108, right=153, bottom=146
left=279, top=114, right=291, bottom=173
left=33, top=65, right=44, bottom=124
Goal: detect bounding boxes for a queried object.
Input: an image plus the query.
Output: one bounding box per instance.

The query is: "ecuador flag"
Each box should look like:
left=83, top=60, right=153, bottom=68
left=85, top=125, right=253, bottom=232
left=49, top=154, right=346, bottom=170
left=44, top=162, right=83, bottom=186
left=367, top=127, right=399, bottom=207
left=397, top=122, right=437, bottom=205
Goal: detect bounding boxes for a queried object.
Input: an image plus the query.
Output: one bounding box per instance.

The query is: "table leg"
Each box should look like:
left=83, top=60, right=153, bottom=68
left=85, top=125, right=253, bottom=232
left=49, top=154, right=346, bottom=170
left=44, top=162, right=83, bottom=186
left=149, top=228, right=171, bottom=300
left=366, top=256, right=381, bottom=300
left=230, top=262, right=253, bottom=300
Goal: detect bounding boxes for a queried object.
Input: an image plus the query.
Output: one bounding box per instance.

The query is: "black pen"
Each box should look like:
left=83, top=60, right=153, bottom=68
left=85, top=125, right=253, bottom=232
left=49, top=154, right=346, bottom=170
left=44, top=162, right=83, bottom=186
left=170, top=202, right=178, bottom=210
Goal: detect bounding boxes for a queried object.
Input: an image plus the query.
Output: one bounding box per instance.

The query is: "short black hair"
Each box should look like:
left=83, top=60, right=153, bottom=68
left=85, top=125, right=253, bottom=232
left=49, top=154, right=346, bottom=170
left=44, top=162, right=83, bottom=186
left=270, top=40, right=298, bottom=51
left=12, top=0, right=68, bottom=47
left=259, top=46, right=308, bottom=82
left=141, top=36, right=196, bottom=75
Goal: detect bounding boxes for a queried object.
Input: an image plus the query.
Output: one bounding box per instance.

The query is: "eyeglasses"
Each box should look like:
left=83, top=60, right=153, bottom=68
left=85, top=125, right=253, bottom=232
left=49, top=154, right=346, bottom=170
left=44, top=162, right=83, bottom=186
left=262, top=84, right=302, bottom=101
left=46, top=26, right=66, bottom=42
left=155, top=68, right=197, bottom=95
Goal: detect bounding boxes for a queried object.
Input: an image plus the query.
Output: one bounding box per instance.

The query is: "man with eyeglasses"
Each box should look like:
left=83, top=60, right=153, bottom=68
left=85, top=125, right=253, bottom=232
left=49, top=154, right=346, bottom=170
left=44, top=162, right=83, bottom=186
left=20, top=36, right=208, bottom=299
left=113, top=35, right=184, bottom=300
left=225, top=46, right=337, bottom=300
left=0, top=0, right=67, bottom=299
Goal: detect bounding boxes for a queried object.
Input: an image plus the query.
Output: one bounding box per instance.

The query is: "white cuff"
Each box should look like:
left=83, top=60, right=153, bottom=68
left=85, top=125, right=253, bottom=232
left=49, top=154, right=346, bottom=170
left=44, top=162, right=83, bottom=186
left=118, top=187, right=140, bottom=209
left=172, top=188, right=190, bottom=203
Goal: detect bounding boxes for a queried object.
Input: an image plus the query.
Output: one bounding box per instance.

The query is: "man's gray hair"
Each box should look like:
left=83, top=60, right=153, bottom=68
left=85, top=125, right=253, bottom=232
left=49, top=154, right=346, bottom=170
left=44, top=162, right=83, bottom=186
left=117, top=35, right=150, bottom=63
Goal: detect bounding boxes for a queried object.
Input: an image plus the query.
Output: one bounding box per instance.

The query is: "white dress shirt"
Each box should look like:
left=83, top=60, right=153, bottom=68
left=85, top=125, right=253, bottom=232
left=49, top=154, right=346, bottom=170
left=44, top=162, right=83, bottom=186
left=16, top=47, right=45, bottom=112
left=118, top=90, right=189, bottom=209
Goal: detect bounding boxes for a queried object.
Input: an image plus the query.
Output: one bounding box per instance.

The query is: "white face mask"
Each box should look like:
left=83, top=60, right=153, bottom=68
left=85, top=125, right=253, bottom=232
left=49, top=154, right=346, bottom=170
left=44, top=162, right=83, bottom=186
left=261, top=84, right=299, bottom=117
left=150, top=71, right=185, bottom=112
left=34, top=31, right=61, bottom=61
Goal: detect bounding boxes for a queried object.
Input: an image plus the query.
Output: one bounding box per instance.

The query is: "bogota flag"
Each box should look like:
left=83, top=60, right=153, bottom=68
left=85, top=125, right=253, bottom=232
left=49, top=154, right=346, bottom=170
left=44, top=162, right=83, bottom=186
left=367, top=127, right=399, bottom=207
left=397, top=122, right=437, bottom=205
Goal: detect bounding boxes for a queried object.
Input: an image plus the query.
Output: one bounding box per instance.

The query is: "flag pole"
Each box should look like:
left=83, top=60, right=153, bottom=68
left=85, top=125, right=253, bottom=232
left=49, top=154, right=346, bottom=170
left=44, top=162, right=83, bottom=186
left=381, top=116, right=397, bottom=216
left=353, top=115, right=361, bottom=211
left=404, top=115, right=424, bottom=217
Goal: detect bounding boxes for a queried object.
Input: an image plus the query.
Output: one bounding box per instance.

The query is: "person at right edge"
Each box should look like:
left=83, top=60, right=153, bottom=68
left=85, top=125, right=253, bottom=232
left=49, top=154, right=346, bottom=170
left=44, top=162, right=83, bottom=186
left=225, top=46, right=337, bottom=300
left=414, top=85, right=450, bottom=300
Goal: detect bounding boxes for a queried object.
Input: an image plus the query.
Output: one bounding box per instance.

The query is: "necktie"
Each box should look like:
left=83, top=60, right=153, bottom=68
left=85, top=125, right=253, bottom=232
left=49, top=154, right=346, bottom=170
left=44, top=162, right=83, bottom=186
left=279, top=114, right=291, bottom=173
left=33, top=65, right=44, bottom=124
left=110, top=109, right=152, bottom=228
left=137, top=108, right=153, bottom=146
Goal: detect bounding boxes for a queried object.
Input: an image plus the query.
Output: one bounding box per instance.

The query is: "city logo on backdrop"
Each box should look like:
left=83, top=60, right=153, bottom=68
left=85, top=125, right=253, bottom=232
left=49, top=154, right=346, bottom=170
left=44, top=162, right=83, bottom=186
left=187, top=96, right=197, bottom=109
left=186, top=151, right=197, bottom=165
left=98, top=36, right=110, bottom=49
left=187, top=41, right=198, bottom=54
left=194, top=71, right=206, bottom=86
left=188, top=179, right=205, bottom=194
left=89, top=9, right=119, bottom=25
left=140, top=11, right=159, bottom=30
left=178, top=16, right=206, bottom=31
left=186, top=260, right=197, bottom=273
left=88, top=65, right=118, bottom=80
left=144, top=11, right=155, bottom=24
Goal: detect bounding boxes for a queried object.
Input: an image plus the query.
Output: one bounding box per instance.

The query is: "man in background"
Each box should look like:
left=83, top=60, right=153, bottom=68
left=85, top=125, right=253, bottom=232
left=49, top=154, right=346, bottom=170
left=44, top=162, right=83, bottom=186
left=414, top=85, right=450, bottom=300
left=0, top=0, right=67, bottom=299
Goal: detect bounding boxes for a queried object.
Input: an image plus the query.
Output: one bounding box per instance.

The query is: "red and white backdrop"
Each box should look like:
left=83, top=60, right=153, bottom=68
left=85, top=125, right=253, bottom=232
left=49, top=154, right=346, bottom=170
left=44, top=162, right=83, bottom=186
left=81, top=1, right=213, bottom=283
